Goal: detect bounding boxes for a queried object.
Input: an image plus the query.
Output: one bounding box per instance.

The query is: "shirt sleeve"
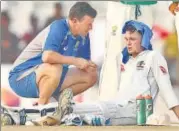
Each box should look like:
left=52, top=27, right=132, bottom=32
left=43, top=20, right=66, bottom=53
left=76, top=34, right=91, bottom=60
left=151, top=51, right=179, bottom=109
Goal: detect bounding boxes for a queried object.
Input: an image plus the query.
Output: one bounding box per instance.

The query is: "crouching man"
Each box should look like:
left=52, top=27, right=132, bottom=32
left=8, top=2, right=98, bottom=105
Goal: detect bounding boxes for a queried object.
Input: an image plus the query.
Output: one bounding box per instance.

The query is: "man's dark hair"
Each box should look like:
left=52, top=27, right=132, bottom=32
left=69, top=2, right=97, bottom=20
left=1, top=11, right=10, bottom=23
left=54, top=2, right=62, bottom=10
left=125, top=25, right=142, bottom=35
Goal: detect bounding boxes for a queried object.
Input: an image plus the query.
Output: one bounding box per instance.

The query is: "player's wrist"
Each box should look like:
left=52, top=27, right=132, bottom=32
left=71, top=57, right=79, bottom=66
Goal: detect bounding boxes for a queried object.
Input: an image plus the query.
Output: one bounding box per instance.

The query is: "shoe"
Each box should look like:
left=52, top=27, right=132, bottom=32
left=28, top=88, right=73, bottom=126
left=1, top=113, right=15, bottom=126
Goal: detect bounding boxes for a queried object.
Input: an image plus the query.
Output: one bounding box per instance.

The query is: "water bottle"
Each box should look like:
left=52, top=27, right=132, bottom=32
left=145, top=95, right=153, bottom=119
left=136, top=94, right=146, bottom=125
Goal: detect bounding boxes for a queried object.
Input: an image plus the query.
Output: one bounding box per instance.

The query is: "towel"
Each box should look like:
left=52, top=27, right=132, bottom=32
left=121, top=20, right=153, bottom=64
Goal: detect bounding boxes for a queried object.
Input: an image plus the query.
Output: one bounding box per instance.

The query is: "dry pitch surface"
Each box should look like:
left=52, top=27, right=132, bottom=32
left=2, top=126, right=179, bottom=131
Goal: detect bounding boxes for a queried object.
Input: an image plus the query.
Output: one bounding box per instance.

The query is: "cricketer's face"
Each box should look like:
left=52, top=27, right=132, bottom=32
left=73, top=15, right=94, bottom=37
left=124, top=31, right=143, bottom=56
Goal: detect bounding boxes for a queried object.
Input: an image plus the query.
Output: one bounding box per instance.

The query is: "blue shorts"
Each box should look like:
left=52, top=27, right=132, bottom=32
left=8, top=66, right=68, bottom=98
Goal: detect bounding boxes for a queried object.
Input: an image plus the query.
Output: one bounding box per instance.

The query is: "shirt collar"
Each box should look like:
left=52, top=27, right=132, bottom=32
left=65, top=19, right=86, bottom=42
left=129, top=50, right=149, bottom=60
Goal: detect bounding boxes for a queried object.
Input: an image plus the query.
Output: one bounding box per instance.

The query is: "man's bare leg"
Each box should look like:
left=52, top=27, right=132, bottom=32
left=28, top=65, right=98, bottom=126
left=35, top=63, right=63, bottom=104
left=61, top=66, right=98, bottom=95
left=35, top=63, right=98, bottom=105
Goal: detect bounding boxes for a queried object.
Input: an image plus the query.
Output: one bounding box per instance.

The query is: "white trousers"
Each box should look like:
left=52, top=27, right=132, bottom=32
left=72, top=101, right=136, bottom=125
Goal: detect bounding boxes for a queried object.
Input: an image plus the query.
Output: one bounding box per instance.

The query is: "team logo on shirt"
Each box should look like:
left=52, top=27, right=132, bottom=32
left=63, top=46, right=68, bottom=51
left=111, top=25, right=118, bottom=36
left=159, top=66, right=167, bottom=74
left=74, top=41, right=80, bottom=51
left=136, top=61, right=145, bottom=70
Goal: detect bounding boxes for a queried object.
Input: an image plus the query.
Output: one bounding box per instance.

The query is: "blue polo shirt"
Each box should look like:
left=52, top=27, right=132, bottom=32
left=9, top=19, right=91, bottom=77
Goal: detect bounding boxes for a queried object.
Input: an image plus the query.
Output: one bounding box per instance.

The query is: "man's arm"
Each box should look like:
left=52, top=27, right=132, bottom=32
left=151, top=51, right=179, bottom=119
left=42, top=20, right=87, bottom=67
left=42, top=50, right=76, bottom=65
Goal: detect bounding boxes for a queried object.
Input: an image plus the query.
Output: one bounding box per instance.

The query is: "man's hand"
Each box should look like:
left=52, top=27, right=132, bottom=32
left=88, top=60, right=97, bottom=68
left=83, top=61, right=97, bottom=73
left=75, top=58, right=91, bottom=70
left=169, top=2, right=179, bottom=16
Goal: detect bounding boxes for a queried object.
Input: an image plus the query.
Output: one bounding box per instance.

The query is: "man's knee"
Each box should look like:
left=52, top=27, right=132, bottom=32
left=36, top=63, right=63, bottom=83
left=86, top=70, right=98, bottom=87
